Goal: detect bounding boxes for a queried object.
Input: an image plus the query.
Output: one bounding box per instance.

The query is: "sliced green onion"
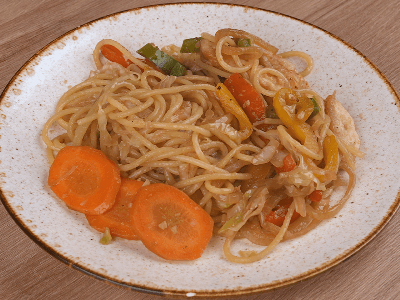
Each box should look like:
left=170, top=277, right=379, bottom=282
left=218, top=212, right=243, bottom=234
left=137, top=43, right=187, bottom=76
left=180, top=37, right=202, bottom=53
left=266, top=105, right=279, bottom=119
left=308, top=97, right=320, bottom=119
left=236, top=38, right=251, bottom=47
left=99, top=227, right=112, bottom=245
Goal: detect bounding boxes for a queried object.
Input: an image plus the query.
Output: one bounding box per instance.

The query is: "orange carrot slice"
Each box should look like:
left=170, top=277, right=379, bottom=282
left=275, top=154, right=296, bottom=173
left=265, top=197, right=300, bottom=226
left=48, top=146, right=121, bottom=215
left=130, top=183, right=214, bottom=260
left=100, top=44, right=132, bottom=68
left=224, top=73, right=266, bottom=123
left=309, top=190, right=323, bottom=202
left=86, top=178, right=143, bottom=240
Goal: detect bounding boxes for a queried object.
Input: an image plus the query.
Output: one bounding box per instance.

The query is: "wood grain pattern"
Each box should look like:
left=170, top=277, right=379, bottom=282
left=1, top=0, right=399, bottom=299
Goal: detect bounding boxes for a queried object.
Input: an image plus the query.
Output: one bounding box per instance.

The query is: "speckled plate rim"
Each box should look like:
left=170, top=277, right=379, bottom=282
left=1, top=2, right=400, bottom=298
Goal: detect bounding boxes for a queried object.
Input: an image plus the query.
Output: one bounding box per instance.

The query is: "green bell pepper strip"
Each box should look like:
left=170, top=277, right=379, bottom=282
left=137, top=43, right=187, bottom=76
left=180, top=37, right=203, bottom=53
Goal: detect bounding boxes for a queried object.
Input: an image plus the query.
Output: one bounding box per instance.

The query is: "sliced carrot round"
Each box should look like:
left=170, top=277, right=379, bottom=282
left=130, top=183, right=214, bottom=261
left=86, top=178, right=143, bottom=240
left=48, top=146, right=121, bottom=215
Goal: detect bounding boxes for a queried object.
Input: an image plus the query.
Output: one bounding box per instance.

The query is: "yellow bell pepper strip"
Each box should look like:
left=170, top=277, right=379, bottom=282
left=180, top=37, right=202, bottom=53
left=284, top=90, right=314, bottom=123
left=137, top=43, right=187, bottom=76
left=323, top=134, right=339, bottom=174
left=215, top=83, right=253, bottom=140
left=224, top=73, right=266, bottom=123
left=311, top=134, right=339, bottom=182
left=273, top=88, right=320, bottom=154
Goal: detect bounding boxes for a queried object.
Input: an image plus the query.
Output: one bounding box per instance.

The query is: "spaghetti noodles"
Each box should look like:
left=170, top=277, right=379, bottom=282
left=42, top=28, right=364, bottom=263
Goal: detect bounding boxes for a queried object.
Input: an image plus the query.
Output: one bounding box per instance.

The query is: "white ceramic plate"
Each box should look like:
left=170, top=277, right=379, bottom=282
left=1, top=3, right=400, bottom=298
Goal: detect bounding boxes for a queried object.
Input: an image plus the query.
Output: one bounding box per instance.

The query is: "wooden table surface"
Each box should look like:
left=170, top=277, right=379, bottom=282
left=1, top=0, right=400, bottom=299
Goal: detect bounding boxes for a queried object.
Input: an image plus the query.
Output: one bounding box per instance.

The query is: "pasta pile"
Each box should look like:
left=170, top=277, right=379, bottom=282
left=42, top=29, right=364, bottom=263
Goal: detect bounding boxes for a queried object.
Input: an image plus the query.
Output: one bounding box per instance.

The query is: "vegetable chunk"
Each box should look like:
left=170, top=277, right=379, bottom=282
left=48, top=146, right=121, bottom=215
left=130, top=183, right=214, bottom=260
left=224, top=73, right=266, bottom=123
left=86, top=178, right=143, bottom=240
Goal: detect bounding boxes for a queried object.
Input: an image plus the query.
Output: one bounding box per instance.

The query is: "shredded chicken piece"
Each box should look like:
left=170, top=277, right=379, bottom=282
left=200, top=39, right=220, bottom=67
left=325, top=93, right=360, bottom=149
